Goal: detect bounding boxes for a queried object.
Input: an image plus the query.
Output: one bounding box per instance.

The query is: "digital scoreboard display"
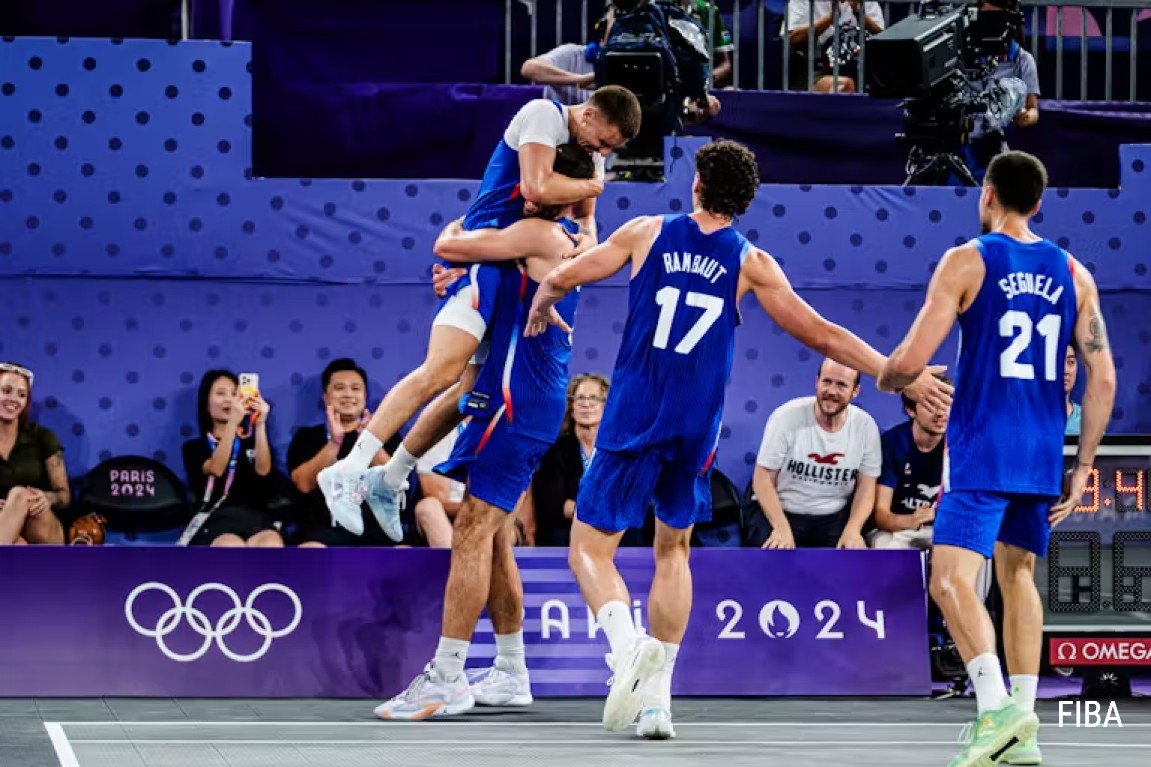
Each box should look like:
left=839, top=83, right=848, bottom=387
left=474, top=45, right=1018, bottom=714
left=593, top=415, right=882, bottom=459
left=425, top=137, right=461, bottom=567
left=1038, top=441, right=1151, bottom=636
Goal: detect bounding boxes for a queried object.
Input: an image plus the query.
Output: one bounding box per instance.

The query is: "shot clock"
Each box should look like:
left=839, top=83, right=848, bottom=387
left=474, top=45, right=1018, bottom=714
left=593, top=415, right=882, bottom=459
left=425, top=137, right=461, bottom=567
left=1037, top=437, right=1151, bottom=639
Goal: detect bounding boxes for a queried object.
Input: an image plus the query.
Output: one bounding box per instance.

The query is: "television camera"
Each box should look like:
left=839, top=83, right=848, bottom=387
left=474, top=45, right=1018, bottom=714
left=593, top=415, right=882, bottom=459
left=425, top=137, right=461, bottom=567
left=865, top=0, right=1025, bottom=186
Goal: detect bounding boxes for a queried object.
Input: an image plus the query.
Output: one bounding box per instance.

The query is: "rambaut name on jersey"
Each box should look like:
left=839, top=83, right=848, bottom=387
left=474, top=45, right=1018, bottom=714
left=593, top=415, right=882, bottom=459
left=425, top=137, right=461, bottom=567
left=663, top=251, right=729, bottom=284
left=786, top=456, right=859, bottom=485
left=998, top=271, right=1065, bottom=304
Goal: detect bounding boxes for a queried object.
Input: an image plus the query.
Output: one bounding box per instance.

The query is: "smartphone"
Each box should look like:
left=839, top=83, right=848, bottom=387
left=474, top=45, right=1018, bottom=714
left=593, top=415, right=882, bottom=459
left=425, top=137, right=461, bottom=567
left=238, top=373, right=260, bottom=398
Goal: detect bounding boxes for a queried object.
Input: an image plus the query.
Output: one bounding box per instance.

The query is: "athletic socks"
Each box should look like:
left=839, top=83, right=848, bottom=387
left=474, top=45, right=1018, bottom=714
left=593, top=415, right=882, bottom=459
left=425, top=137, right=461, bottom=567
left=653, top=642, right=680, bottom=711
left=432, top=637, right=470, bottom=683
left=597, top=601, right=639, bottom=659
left=1010, top=674, right=1039, bottom=713
left=494, top=630, right=527, bottom=674
left=967, top=653, right=1010, bottom=713
left=345, top=429, right=384, bottom=472
left=382, top=444, right=418, bottom=491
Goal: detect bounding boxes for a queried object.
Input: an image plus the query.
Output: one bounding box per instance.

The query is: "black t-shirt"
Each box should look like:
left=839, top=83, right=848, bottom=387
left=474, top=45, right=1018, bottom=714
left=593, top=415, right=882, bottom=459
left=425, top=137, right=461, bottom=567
left=182, top=433, right=276, bottom=511
left=530, top=431, right=588, bottom=545
left=287, top=424, right=402, bottom=529
left=0, top=422, right=62, bottom=498
left=879, top=420, right=945, bottom=516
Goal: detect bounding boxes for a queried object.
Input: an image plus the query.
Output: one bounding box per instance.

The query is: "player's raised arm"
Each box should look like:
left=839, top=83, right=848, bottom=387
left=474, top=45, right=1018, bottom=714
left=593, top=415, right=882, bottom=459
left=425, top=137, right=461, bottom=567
left=433, top=217, right=564, bottom=264
left=525, top=215, right=658, bottom=336
left=1052, top=260, right=1117, bottom=519
left=741, top=247, right=953, bottom=410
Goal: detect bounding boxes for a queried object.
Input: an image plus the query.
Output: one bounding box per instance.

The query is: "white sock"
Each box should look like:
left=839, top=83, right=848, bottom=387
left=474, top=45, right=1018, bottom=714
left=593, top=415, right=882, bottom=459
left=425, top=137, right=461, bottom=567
left=494, top=630, right=527, bottom=674
left=382, top=444, right=418, bottom=490
left=345, top=430, right=383, bottom=472
left=432, top=637, right=470, bottom=682
left=1011, top=674, right=1039, bottom=712
left=652, top=642, right=679, bottom=711
left=967, top=653, right=1010, bottom=713
left=597, top=601, right=638, bottom=659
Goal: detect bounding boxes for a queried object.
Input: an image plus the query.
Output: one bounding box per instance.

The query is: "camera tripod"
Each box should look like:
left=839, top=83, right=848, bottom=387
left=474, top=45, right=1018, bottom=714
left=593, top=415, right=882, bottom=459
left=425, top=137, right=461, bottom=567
left=903, top=145, right=979, bottom=187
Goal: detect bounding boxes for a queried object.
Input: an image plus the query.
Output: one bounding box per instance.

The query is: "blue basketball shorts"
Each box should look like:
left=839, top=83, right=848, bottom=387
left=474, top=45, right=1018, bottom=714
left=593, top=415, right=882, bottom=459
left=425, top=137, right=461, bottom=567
left=576, top=448, right=713, bottom=533
left=933, top=490, right=1059, bottom=558
left=432, top=263, right=501, bottom=345
left=434, top=414, right=550, bottom=514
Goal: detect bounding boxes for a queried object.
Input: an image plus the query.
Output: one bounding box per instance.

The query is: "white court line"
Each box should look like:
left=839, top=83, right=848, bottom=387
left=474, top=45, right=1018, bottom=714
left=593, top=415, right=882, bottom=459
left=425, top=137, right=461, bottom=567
left=66, top=739, right=1149, bottom=749
left=43, top=723, right=81, bottom=767
left=56, top=721, right=1151, bottom=728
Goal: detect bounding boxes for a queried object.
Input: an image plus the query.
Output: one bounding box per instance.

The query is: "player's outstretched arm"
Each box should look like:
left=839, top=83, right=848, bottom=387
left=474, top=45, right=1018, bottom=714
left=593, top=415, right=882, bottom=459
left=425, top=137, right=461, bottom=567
left=521, top=143, right=604, bottom=206
left=878, top=245, right=981, bottom=390
left=741, top=247, right=953, bottom=411
left=1053, top=261, right=1117, bottom=520
left=433, top=217, right=559, bottom=264
left=524, top=215, right=656, bottom=336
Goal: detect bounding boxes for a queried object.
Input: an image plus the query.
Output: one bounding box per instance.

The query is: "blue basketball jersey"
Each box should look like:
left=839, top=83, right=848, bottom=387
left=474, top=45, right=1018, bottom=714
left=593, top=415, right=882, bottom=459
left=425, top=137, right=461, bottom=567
left=464, top=221, right=582, bottom=442
left=462, top=100, right=567, bottom=232
left=945, top=233, right=1077, bottom=496
left=596, top=214, right=750, bottom=469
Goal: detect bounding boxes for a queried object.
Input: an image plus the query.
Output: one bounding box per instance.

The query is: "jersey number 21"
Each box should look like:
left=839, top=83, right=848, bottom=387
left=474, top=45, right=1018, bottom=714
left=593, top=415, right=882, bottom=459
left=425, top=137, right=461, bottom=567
left=1000, top=310, right=1061, bottom=381
left=653, top=286, right=723, bottom=354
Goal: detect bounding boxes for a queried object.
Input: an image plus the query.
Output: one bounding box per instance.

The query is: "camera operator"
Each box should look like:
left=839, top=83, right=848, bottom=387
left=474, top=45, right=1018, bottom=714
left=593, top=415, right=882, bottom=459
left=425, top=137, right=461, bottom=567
left=785, top=0, right=885, bottom=93
left=597, top=0, right=719, bottom=180
left=965, top=0, right=1040, bottom=177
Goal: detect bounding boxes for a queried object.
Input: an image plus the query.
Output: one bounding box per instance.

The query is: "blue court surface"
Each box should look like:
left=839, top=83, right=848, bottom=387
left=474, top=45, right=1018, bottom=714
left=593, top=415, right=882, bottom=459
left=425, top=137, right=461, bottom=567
left=5, top=698, right=1148, bottom=767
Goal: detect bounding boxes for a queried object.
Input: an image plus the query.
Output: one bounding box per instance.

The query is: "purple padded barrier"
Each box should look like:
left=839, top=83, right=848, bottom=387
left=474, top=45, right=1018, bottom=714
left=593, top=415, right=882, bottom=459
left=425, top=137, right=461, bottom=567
left=0, top=546, right=930, bottom=697
left=1, top=38, right=1149, bottom=491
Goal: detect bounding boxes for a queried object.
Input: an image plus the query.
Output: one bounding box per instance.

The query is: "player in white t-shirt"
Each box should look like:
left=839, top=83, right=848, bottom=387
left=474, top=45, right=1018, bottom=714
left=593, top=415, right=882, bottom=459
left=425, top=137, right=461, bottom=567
left=321, top=87, right=642, bottom=541
left=750, top=359, right=881, bottom=548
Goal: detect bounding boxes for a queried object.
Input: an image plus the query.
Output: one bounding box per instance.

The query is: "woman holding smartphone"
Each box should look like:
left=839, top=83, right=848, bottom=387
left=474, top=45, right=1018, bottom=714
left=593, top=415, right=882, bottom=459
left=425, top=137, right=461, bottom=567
left=181, top=369, right=283, bottom=547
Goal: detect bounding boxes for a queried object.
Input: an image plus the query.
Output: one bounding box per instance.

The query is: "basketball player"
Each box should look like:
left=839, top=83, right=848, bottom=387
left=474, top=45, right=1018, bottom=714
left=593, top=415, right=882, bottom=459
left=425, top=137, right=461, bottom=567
left=319, top=87, right=641, bottom=538
left=524, top=139, right=953, bottom=737
left=371, top=154, right=601, bottom=720
left=878, top=150, right=1116, bottom=767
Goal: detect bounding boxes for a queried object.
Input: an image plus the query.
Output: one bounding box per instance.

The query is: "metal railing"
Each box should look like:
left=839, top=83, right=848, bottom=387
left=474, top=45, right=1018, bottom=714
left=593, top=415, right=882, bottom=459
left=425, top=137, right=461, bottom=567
left=504, top=0, right=1151, bottom=101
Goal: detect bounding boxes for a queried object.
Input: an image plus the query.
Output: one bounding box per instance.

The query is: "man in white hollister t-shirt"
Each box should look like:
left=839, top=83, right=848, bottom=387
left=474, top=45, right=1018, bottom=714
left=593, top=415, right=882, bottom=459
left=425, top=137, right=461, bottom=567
left=751, top=358, right=881, bottom=548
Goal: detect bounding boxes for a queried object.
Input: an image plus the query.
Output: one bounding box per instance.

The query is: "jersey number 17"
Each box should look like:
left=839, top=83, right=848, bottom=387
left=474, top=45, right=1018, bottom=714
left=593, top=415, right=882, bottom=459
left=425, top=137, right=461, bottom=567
left=653, top=287, right=724, bottom=354
left=999, top=310, right=1062, bottom=381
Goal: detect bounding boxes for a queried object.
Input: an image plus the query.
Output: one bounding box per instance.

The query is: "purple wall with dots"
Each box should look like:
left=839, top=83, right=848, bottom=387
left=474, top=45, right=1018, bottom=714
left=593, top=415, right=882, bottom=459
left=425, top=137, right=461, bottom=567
left=1, top=37, right=1149, bottom=490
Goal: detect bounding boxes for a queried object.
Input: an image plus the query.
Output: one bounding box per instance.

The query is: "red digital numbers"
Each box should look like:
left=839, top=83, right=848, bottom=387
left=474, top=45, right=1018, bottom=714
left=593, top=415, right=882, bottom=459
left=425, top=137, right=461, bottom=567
left=1076, top=468, right=1100, bottom=514
left=1114, top=470, right=1145, bottom=513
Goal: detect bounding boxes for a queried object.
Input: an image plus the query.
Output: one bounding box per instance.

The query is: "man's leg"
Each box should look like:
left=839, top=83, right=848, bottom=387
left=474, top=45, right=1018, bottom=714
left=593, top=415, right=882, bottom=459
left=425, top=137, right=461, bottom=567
left=931, top=491, right=1039, bottom=767
left=363, top=365, right=477, bottom=535
left=470, top=513, right=533, bottom=706
left=374, top=492, right=507, bottom=721
left=570, top=449, right=666, bottom=732
left=319, top=323, right=479, bottom=535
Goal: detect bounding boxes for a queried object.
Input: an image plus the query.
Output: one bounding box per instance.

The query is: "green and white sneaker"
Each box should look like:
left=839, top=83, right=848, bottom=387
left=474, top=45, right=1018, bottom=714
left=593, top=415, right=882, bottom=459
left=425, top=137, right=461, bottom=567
left=999, top=733, right=1042, bottom=765
left=949, top=700, right=1040, bottom=767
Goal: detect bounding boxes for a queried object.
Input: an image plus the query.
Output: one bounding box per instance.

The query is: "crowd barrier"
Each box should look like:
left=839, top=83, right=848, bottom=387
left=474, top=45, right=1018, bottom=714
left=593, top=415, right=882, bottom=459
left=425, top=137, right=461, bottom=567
left=0, top=547, right=930, bottom=698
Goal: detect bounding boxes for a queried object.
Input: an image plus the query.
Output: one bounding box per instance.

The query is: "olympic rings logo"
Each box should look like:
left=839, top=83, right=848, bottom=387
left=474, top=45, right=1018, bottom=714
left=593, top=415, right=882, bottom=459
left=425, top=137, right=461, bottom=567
left=124, top=582, right=303, bottom=663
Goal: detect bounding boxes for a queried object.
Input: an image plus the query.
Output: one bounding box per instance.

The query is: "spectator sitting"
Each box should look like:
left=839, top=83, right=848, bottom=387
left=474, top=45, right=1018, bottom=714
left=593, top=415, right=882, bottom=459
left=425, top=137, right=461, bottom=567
left=870, top=375, right=951, bottom=550
left=413, top=423, right=467, bottom=548
left=0, top=362, right=69, bottom=545
left=784, top=0, right=885, bottom=92
left=182, top=369, right=282, bottom=547
left=520, top=10, right=613, bottom=105
left=1064, top=346, right=1081, bottom=436
left=288, top=358, right=403, bottom=547
left=749, top=359, right=881, bottom=549
left=520, top=373, right=610, bottom=547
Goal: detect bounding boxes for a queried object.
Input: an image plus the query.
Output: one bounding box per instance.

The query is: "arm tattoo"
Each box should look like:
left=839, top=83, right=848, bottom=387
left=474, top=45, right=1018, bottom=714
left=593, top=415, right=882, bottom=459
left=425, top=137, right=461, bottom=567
left=1085, top=308, right=1109, bottom=354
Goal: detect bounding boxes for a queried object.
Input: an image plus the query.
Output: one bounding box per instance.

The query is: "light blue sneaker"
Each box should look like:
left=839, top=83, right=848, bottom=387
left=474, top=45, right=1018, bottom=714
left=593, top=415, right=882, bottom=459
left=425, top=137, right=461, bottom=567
left=636, top=708, right=675, bottom=740
left=950, top=700, right=1039, bottom=767
left=363, top=466, right=405, bottom=542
